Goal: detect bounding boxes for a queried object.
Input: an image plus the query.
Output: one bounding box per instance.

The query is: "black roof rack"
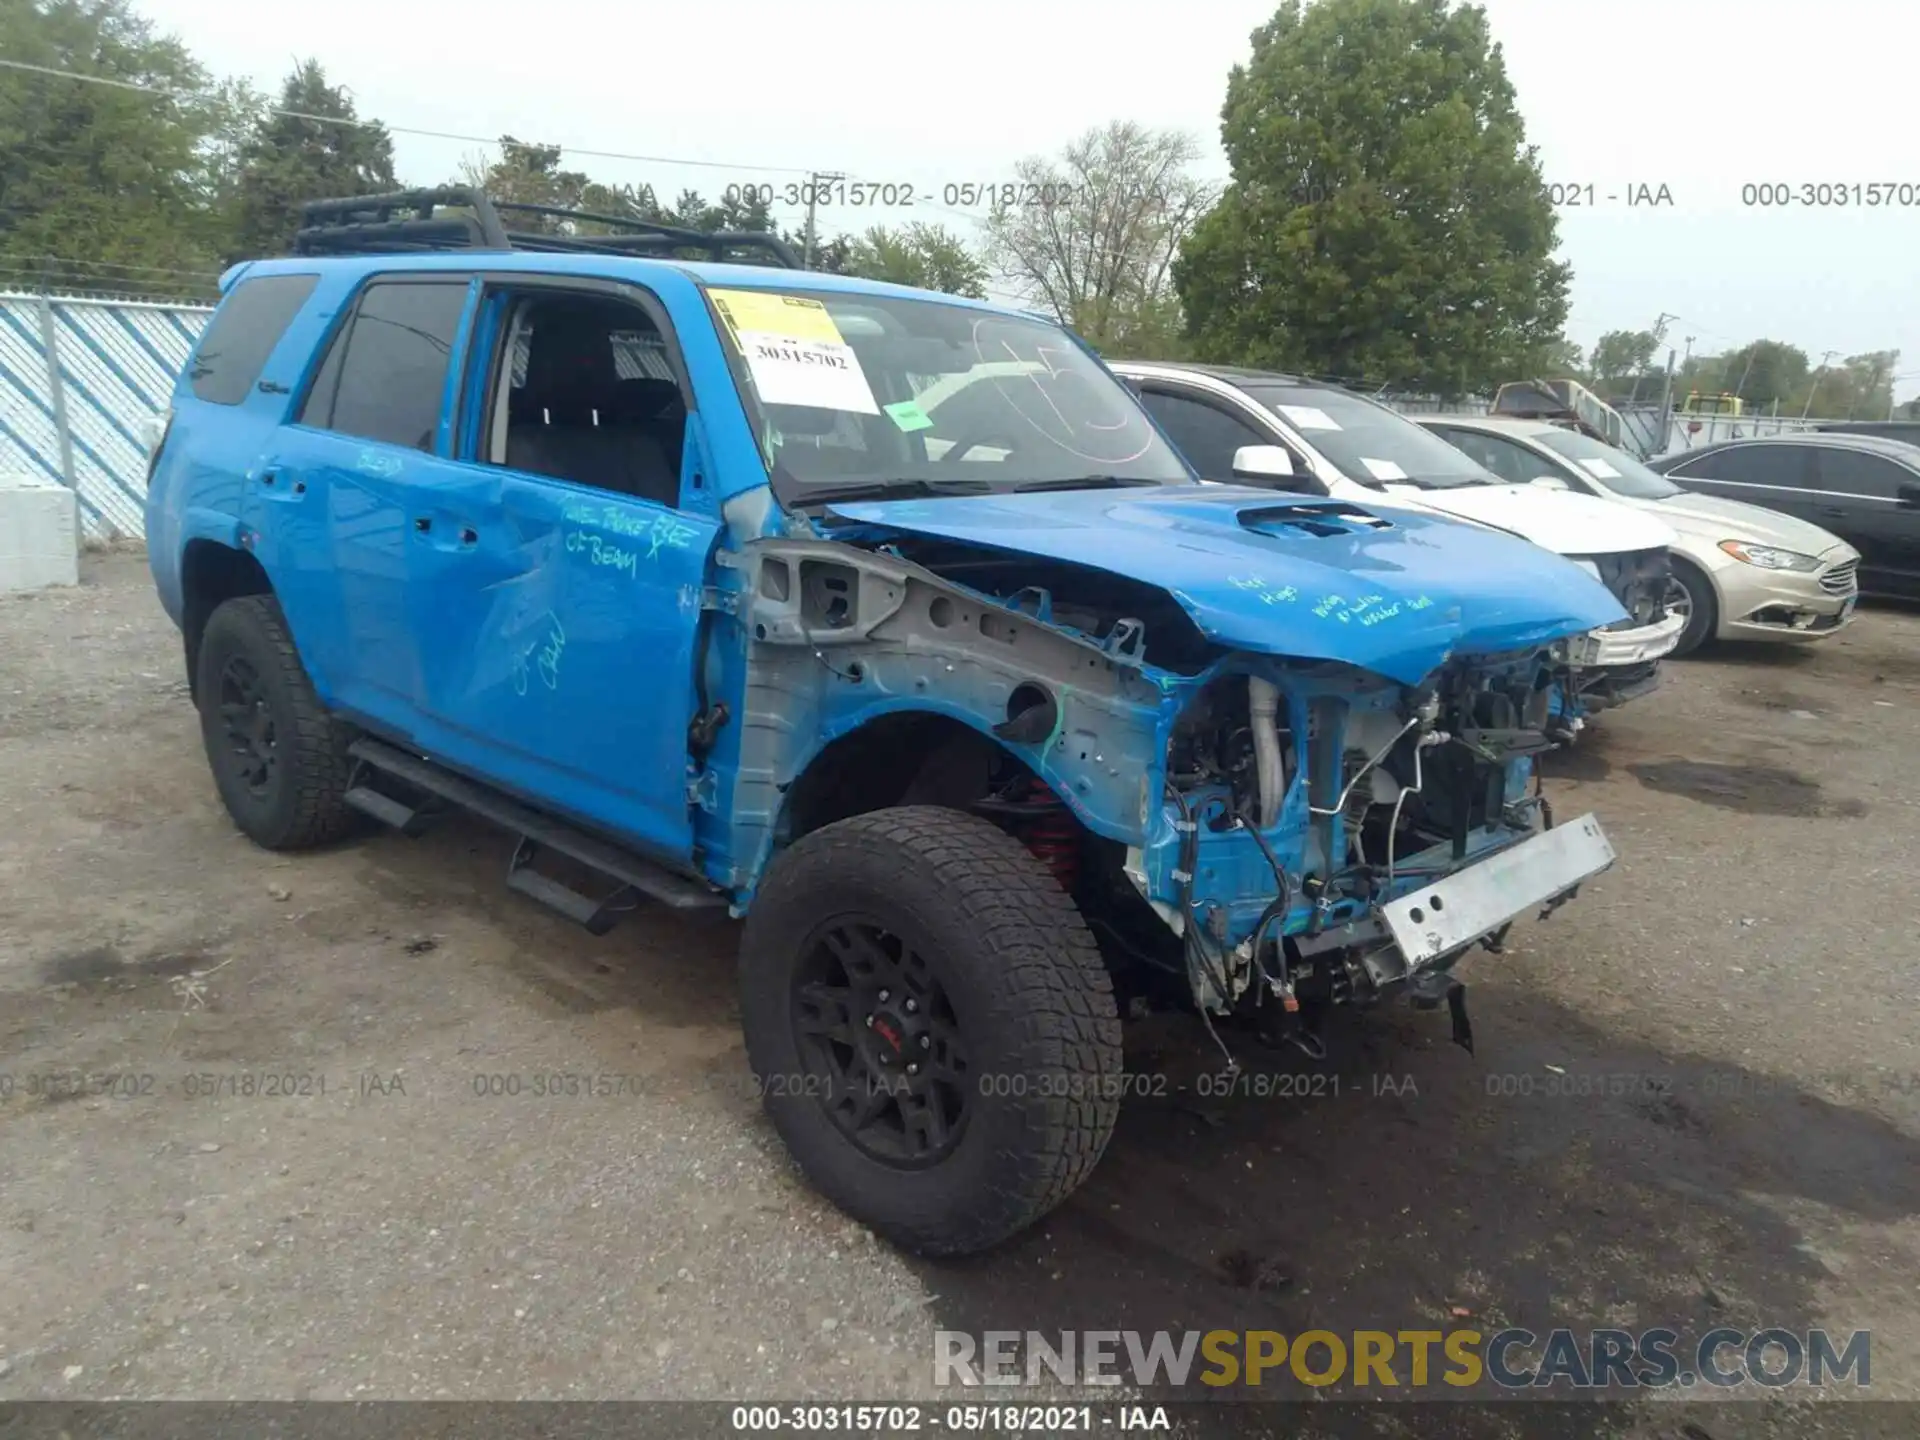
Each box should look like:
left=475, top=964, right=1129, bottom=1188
left=291, top=186, right=802, bottom=268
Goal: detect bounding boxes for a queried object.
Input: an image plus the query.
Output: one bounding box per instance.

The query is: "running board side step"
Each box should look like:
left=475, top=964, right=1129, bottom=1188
left=345, top=738, right=725, bottom=928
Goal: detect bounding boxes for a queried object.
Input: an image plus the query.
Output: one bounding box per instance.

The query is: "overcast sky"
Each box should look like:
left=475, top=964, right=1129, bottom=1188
left=138, top=0, right=1920, bottom=401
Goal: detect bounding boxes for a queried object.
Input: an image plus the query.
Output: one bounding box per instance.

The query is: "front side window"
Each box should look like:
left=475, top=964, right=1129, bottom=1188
left=1434, top=427, right=1553, bottom=486
left=1534, top=428, right=1683, bottom=499
left=189, top=273, right=319, bottom=405
left=476, top=291, right=686, bottom=509
left=1244, top=383, right=1496, bottom=490
left=1139, top=390, right=1271, bottom=479
left=1685, top=443, right=1814, bottom=491
left=704, top=286, right=1191, bottom=500
left=301, top=281, right=468, bottom=451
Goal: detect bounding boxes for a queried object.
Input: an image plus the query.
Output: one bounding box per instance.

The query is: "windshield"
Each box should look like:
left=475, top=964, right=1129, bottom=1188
left=1243, top=383, right=1497, bottom=490
left=1535, top=428, right=1683, bottom=500
left=705, top=286, right=1192, bottom=500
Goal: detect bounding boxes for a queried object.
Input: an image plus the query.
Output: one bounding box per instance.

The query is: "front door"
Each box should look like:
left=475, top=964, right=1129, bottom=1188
left=405, top=283, right=717, bottom=863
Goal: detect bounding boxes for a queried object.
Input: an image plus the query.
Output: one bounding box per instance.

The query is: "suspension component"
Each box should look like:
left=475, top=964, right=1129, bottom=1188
left=1021, top=775, right=1081, bottom=893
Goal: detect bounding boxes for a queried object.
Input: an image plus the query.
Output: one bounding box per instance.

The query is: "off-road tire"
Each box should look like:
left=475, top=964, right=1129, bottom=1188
left=196, top=595, right=357, bottom=850
left=739, top=806, right=1122, bottom=1255
left=1667, top=558, right=1718, bottom=658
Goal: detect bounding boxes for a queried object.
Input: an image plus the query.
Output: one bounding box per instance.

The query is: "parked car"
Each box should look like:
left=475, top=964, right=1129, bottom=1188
left=1645, top=434, right=1920, bottom=600
left=147, top=188, right=1627, bottom=1256
left=1418, top=415, right=1860, bottom=656
left=1111, top=362, right=1684, bottom=710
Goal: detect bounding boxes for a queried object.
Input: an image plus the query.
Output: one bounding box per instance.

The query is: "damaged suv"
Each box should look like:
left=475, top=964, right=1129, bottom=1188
left=147, top=189, right=1627, bottom=1256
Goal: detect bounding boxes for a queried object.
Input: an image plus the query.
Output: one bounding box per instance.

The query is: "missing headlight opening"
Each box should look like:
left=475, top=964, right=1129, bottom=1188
left=742, top=526, right=1610, bottom=1074
left=1145, top=650, right=1582, bottom=1058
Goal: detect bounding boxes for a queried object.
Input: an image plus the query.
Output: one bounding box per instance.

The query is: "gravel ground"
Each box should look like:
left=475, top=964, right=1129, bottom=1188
left=1, top=552, right=1916, bottom=1437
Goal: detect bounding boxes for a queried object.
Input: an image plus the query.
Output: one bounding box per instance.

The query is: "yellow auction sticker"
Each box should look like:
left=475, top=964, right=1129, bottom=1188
left=709, top=288, right=847, bottom=347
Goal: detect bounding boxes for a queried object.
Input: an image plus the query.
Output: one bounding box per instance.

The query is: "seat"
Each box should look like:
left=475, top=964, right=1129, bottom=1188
left=610, top=377, right=686, bottom=461
left=506, top=307, right=681, bottom=506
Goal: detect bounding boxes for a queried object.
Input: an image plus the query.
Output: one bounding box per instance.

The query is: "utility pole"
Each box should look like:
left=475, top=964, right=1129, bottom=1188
left=1802, top=350, right=1838, bottom=420
left=1655, top=347, right=1678, bottom=454
left=1627, top=312, right=1677, bottom=407
left=802, top=171, right=845, bottom=269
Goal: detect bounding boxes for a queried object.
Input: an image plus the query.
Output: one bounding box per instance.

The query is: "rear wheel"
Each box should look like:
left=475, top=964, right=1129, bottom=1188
left=739, top=806, right=1122, bottom=1255
left=1665, top=560, right=1718, bottom=657
left=195, top=595, right=357, bottom=850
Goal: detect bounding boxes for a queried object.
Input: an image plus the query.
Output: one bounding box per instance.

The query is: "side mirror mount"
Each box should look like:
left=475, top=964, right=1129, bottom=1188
left=1232, top=444, right=1296, bottom=482
left=1530, top=474, right=1571, bottom=491
left=1897, top=480, right=1920, bottom=508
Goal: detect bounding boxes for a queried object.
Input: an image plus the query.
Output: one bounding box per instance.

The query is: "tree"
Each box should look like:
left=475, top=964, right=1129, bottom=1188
left=1175, top=0, right=1568, bottom=395
left=985, top=121, right=1214, bottom=355
left=0, top=0, right=223, bottom=288
left=223, top=59, right=395, bottom=261
left=1589, top=329, right=1659, bottom=389
left=459, top=137, right=645, bottom=232
left=1705, top=338, right=1808, bottom=408
left=842, top=223, right=988, bottom=297
left=1521, top=335, right=1583, bottom=378
left=1799, top=350, right=1899, bottom=419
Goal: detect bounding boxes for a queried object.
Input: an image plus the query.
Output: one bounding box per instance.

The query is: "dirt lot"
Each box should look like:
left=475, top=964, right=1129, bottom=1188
left=2, top=552, right=1917, bottom=1435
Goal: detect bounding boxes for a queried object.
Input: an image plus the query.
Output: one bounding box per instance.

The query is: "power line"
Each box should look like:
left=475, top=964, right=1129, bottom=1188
left=0, top=56, right=818, bottom=176
left=4, top=254, right=222, bottom=281
left=1, top=54, right=1004, bottom=238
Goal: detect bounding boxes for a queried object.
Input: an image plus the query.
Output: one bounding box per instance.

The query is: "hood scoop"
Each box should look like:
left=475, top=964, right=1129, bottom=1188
left=1238, top=501, right=1396, bottom=541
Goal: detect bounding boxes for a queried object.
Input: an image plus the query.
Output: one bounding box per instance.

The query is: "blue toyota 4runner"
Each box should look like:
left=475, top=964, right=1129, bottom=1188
left=148, top=189, right=1628, bottom=1255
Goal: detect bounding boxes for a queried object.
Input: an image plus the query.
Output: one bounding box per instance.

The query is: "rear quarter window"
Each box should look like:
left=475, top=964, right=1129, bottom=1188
left=187, top=274, right=320, bottom=405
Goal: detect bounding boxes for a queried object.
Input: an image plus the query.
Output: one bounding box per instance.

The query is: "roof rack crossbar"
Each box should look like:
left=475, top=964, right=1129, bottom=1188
left=292, top=185, right=800, bottom=268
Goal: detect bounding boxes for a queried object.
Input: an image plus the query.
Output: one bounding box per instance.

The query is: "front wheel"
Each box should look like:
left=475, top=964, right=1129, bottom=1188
left=1665, top=560, right=1718, bottom=658
left=738, top=806, right=1122, bottom=1255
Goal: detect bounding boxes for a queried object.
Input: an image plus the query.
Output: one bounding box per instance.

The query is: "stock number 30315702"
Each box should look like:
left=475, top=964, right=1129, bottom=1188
left=730, top=1405, right=1104, bottom=1432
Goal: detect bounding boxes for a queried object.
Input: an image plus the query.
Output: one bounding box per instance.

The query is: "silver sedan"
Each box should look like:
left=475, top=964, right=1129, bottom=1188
left=1419, top=416, right=1859, bottom=657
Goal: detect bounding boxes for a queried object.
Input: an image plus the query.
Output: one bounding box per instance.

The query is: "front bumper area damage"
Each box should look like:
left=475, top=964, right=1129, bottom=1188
left=1125, top=647, right=1614, bottom=1054
left=724, top=489, right=1624, bottom=1059
left=1567, top=610, right=1687, bottom=668
left=1562, top=546, right=1682, bottom=706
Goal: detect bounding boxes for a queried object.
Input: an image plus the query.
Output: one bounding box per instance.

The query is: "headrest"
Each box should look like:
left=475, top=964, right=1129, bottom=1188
left=521, top=305, right=617, bottom=406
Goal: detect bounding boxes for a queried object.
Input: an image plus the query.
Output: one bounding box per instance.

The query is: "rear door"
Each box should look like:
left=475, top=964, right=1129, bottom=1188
left=273, top=275, right=476, bottom=728
left=1810, top=445, right=1920, bottom=595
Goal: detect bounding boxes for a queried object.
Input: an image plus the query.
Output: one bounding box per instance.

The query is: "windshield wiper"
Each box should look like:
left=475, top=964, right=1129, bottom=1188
left=796, top=477, right=995, bottom=507
left=1009, top=474, right=1167, bottom=493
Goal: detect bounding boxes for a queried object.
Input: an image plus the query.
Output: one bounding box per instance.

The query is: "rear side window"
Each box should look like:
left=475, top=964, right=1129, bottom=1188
left=300, top=281, right=468, bottom=451
left=187, top=274, right=319, bottom=405
left=1814, top=447, right=1913, bottom=499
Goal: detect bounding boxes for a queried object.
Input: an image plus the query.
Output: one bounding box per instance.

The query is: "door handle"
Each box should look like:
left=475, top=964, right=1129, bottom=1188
left=459, top=526, right=478, bottom=545
left=260, top=468, right=280, bottom=488
left=1819, top=506, right=1847, bottom=519
left=414, top=517, right=432, bottom=533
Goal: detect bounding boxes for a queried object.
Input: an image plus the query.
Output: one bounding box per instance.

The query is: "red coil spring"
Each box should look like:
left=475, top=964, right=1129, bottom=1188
left=1022, top=776, right=1081, bottom=893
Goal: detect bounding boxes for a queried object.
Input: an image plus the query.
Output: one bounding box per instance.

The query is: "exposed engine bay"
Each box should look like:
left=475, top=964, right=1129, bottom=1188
left=737, top=512, right=1621, bottom=1058
left=1121, top=652, right=1585, bottom=1055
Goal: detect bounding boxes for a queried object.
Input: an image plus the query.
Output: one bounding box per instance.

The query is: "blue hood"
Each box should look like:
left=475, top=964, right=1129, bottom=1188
left=827, top=486, right=1628, bottom=685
